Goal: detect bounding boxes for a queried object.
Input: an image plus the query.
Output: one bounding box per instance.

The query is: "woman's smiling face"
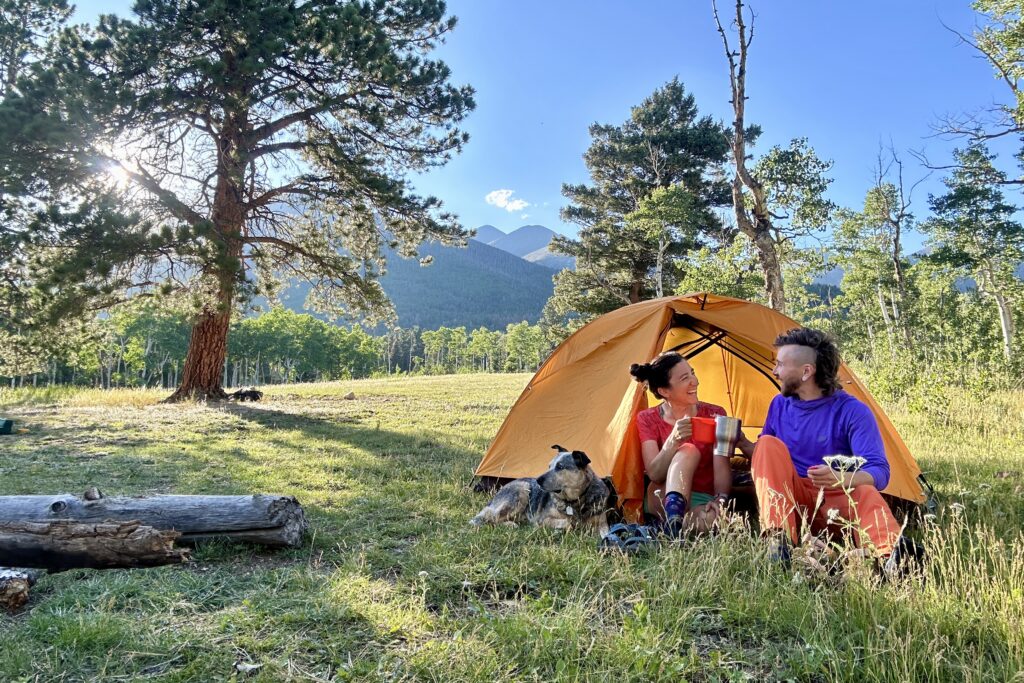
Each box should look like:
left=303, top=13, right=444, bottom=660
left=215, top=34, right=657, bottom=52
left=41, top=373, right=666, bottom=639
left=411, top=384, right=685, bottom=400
left=658, top=358, right=698, bottom=405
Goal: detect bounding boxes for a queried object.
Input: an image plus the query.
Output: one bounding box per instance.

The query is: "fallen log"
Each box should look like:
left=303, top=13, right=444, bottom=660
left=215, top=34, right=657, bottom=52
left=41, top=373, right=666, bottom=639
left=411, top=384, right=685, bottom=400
left=0, top=521, right=189, bottom=571
left=0, top=567, right=40, bottom=611
left=0, top=493, right=308, bottom=548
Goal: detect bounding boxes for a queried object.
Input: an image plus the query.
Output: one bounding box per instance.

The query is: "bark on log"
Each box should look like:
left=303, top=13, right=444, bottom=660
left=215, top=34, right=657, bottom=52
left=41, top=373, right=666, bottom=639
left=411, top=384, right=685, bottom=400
left=0, top=521, right=189, bottom=571
left=0, top=494, right=308, bottom=548
left=0, top=567, right=40, bottom=611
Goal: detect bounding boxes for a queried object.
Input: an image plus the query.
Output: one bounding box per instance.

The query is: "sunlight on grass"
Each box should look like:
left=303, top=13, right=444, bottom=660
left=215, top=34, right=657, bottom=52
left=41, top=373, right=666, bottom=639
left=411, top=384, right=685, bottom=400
left=0, top=385, right=167, bottom=409
left=1, top=373, right=1022, bottom=681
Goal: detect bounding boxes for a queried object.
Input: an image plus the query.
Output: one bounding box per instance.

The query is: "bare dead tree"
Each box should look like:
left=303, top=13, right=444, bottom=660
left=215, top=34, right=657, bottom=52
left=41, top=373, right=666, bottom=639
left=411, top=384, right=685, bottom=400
left=872, top=144, right=930, bottom=350
left=918, top=19, right=1024, bottom=185
left=712, top=0, right=786, bottom=312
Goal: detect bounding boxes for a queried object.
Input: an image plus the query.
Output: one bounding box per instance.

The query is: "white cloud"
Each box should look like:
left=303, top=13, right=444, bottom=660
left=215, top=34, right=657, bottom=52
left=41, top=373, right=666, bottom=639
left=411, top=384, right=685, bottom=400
left=520, top=214, right=530, bottom=220
left=485, top=189, right=530, bottom=213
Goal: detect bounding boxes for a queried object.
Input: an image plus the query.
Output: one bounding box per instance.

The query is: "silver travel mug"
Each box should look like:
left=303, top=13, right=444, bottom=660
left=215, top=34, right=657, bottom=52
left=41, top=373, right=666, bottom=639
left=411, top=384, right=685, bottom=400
left=713, top=415, right=742, bottom=458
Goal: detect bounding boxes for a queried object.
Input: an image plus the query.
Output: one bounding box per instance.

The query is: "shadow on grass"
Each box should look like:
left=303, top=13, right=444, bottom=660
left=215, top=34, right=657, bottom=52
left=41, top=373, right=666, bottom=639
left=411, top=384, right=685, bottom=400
left=197, top=402, right=493, bottom=571
left=2, top=397, right=507, bottom=582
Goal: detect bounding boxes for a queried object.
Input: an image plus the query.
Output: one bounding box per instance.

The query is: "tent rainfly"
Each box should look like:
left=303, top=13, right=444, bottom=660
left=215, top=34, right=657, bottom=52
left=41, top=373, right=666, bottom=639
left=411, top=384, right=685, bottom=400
left=475, top=293, right=926, bottom=521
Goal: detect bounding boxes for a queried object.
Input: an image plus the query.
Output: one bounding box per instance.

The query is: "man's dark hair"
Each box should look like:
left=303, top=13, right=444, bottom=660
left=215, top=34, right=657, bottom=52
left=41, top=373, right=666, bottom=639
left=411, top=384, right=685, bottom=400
left=629, top=352, right=686, bottom=401
left=773, top=328, right=842, bottom=396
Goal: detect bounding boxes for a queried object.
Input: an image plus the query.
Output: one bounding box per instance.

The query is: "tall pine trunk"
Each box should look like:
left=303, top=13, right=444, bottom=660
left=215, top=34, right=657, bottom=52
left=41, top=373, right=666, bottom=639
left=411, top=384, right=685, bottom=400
left=629, top=281, right=643, bottom=304
left=168, top=292, right=234, bottom=401
left=166, top=111, right=246, bottom=402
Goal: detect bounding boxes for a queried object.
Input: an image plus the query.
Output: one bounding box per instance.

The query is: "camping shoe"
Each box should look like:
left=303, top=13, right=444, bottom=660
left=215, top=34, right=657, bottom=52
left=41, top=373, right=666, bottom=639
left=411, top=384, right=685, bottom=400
left=662, top=515, right=687, bottom=541
left=880, top=536, right=926, bottom=581
left=766, top=533, right=792, bottom=568
left=599, top=523, right=660, bottom=555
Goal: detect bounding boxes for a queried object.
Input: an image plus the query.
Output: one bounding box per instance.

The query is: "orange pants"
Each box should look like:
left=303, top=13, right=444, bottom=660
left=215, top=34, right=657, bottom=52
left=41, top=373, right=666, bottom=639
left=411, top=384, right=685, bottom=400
left=752, top=436, right=900, bottom=556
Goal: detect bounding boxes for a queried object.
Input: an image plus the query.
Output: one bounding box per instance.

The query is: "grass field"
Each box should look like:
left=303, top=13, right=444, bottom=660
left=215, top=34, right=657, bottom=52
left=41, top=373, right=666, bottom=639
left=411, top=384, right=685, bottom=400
left=1, top=374, right=1022, bottom=682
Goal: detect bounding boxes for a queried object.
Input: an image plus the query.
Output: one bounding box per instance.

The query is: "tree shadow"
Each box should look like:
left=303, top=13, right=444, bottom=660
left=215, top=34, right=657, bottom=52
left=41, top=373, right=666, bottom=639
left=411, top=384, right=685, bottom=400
left=1, top=398, right=498, bottom=581
left=196, top=402, right=491, bottom=570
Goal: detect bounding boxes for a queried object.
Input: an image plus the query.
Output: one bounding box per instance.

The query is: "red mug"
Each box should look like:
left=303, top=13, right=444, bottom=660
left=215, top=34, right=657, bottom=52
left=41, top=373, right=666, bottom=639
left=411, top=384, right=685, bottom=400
left=690, top=417, right=716, bottom=444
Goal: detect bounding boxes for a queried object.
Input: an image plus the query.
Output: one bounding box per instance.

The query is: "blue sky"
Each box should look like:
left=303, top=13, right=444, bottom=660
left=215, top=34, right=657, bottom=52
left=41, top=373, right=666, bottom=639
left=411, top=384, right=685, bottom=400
left=75, top=1, right=1012, bottom=251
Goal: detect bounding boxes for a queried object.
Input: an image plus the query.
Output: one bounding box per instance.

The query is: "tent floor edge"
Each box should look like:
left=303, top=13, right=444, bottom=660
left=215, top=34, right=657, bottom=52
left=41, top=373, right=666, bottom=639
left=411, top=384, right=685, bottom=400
left=472, top=476, right=512, bottom=494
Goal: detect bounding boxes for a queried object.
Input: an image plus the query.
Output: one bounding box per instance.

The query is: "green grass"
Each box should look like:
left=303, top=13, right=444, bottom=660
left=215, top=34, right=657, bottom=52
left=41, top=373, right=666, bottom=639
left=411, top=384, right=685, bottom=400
left=1, top=374, right=1022, bottom=682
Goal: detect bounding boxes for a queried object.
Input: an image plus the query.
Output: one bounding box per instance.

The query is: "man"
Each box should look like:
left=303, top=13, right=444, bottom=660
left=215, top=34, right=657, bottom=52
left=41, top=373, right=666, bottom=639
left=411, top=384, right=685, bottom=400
left=752, top=327, right=901, bottom=568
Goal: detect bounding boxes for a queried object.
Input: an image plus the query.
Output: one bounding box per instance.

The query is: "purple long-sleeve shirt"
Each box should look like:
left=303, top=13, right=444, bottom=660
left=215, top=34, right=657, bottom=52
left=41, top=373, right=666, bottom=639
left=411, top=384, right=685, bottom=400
left=760, top=390, right=890, bottom=490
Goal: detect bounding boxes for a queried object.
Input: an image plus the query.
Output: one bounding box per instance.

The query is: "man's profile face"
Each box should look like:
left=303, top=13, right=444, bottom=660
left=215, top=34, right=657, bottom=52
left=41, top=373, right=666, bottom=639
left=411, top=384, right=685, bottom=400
left=773, top=344, right=815, bottom=397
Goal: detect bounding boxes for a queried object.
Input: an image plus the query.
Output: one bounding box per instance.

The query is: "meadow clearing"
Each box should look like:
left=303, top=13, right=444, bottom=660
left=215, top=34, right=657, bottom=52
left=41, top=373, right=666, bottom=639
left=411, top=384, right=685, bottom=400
left=1, top=374, right=1022, bottom=682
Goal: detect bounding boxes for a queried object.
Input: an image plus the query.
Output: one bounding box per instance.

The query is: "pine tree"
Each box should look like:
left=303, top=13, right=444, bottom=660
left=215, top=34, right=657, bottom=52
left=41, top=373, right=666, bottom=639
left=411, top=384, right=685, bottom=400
left=1, top=0, right=74, bottom=360
left=0, top=0, right=474, bottom=400
left=924, top=143, right=1024, bottom=361
left=0, top=0, right=71, bottom=95
left=548, top=78, right=730, bottom=323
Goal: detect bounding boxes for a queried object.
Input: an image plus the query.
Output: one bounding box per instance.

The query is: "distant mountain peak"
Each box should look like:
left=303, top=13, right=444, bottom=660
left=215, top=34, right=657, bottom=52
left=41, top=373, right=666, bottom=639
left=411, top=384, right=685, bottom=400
left=471, top=224, right=505, bottom=246
left=468, top=223, right=573, bottom=270
left=488, top=224, right=557, bottom=258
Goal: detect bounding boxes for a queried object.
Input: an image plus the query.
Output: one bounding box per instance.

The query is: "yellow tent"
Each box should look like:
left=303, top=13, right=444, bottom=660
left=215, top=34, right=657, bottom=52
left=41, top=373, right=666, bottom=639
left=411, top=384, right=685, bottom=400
left=476, top=293, right=924, bottom=520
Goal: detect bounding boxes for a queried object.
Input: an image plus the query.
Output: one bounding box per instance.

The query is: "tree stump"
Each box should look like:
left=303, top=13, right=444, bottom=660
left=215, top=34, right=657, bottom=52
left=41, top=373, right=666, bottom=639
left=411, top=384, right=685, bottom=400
left=0, top=567, right=40, bottom=611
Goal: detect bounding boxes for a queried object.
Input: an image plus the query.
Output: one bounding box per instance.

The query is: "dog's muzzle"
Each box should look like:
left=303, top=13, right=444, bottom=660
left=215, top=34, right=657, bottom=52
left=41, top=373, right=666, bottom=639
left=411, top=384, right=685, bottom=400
left=537, top=473, right=561, bottom=493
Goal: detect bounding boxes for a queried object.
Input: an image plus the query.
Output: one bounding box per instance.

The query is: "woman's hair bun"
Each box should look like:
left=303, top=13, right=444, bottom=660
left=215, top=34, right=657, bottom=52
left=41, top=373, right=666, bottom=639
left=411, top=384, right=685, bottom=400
left=629, top=362, right=650, bottom=383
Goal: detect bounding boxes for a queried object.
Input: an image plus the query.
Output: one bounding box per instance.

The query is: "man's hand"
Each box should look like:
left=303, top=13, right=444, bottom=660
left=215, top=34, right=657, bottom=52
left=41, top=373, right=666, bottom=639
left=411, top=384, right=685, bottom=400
left=808, top=465, right=877, bottom=490
left=807, top=464, right=848, bottom=489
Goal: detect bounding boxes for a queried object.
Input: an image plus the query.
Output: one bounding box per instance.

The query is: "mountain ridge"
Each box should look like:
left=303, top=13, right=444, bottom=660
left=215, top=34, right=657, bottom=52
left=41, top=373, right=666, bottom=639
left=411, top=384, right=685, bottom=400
left=278, top=237, right=556, bottom=330
left=470, top=223, right=575, bottom=270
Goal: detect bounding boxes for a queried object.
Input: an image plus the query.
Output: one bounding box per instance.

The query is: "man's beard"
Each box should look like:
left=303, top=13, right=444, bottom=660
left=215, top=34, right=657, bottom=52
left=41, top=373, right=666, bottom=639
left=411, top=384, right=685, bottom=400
left=780, top=376, right=802, bottom=397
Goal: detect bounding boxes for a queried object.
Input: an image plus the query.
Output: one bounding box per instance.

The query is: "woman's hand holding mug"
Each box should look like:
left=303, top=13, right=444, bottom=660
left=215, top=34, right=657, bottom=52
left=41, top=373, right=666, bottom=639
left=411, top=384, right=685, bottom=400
left=670, top=416, right=692, bottom=446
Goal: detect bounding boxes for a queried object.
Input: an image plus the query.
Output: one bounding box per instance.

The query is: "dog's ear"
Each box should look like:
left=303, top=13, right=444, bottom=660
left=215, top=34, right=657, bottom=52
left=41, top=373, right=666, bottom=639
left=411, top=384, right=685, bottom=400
left=551, top=444, right=567, bottom=452
left=571, top=450, right=591, bottom=468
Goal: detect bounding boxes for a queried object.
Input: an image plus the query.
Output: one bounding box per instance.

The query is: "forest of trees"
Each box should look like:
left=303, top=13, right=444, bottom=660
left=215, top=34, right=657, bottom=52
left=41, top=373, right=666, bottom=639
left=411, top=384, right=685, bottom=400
left=541, top=0, right=1024, bottom=407
left=0, top=304, right=555, bottom=389
left=1, top=0, right=1023, bottom=409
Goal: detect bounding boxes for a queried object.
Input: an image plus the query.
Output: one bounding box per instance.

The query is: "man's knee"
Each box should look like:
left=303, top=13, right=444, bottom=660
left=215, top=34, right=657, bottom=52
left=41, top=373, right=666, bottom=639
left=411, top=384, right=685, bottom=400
left=851, top=484, right=883, bottom=502
left=751, top=436, right=787, bottom=472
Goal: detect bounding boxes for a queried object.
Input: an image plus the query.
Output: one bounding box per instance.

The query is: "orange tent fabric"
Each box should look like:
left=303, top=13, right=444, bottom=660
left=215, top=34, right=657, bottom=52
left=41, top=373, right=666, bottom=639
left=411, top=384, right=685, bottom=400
left=475, top=293, right=924, bottom=520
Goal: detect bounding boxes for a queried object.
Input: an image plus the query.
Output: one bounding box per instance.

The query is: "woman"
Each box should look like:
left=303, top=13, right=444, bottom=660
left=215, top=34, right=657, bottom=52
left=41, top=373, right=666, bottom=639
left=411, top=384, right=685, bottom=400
left=630, top=352, right=754, bottom=535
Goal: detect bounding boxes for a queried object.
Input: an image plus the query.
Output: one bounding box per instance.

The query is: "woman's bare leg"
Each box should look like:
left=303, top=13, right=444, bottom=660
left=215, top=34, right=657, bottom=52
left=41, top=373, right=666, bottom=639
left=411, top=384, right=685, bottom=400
left=666, top=443, right=701, bottom=504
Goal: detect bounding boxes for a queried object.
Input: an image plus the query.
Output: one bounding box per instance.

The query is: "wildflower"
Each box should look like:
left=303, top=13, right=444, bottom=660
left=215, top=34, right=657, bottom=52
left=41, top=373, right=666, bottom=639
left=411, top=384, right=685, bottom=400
left=923, top=513, right=937, bottom=523
left=826, top=508, right=840, bottom=524
left=822, top=455, right=866, bottom=471
left=949, top=502, right=966, bottom=513
left=461, top=580, right=472, bottom=589
left=418, top=570, right=429, bottom=578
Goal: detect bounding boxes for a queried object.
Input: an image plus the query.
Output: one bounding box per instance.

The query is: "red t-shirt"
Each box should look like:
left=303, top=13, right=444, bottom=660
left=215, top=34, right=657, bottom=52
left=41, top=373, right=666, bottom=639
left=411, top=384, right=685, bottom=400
left=635, top=401, right=726, bottom=496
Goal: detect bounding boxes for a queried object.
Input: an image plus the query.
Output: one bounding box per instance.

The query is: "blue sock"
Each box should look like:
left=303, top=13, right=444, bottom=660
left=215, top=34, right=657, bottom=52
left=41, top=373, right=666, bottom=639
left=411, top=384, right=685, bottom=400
left=664, top=491, right=688, bottom=519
